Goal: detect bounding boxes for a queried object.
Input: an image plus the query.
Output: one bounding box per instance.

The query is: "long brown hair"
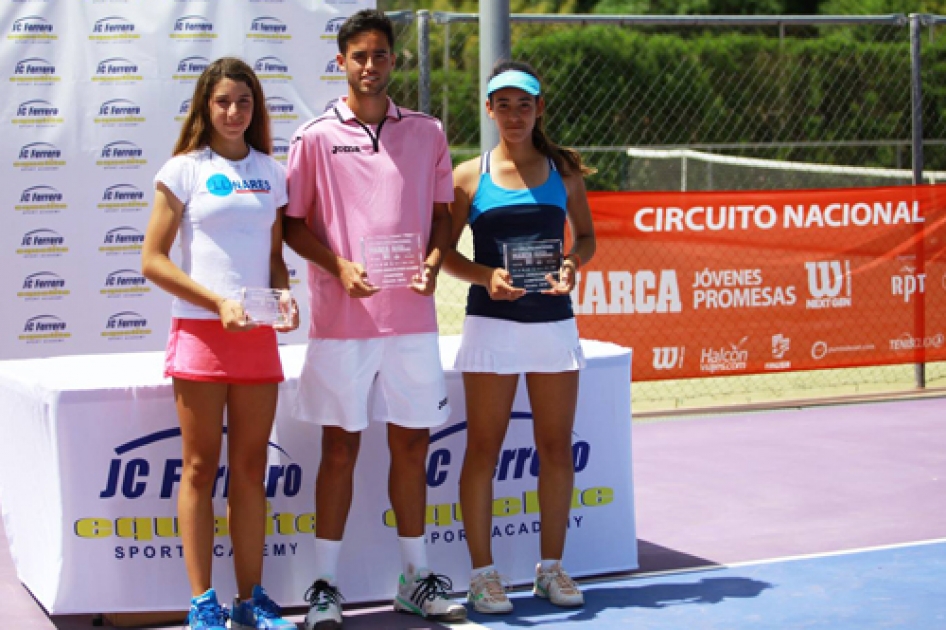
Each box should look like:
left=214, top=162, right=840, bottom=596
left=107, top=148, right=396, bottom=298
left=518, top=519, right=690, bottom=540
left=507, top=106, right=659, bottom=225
left=173, top=57, right=272, bottom=156
left=489, top=60, right=595, bottom=177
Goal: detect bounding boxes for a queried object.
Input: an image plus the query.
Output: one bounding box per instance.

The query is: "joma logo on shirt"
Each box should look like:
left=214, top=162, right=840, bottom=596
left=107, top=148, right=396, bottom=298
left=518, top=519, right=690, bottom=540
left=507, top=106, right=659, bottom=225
left=332, top=145, right=361, bottom=154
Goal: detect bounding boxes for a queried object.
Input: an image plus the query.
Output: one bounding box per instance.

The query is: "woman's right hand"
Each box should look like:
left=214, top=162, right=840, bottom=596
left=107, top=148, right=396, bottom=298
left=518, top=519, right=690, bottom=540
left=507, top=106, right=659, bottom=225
left=488, top=268, right=526, bottom=301
left=217, top=298, right=253, bottom=331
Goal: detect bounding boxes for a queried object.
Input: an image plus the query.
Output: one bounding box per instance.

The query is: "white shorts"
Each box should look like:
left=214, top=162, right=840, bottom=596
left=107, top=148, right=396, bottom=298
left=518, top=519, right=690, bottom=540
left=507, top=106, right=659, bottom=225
left=454, top=316, right=586, bottom=374
left=294, top=333, right=450, bottom=432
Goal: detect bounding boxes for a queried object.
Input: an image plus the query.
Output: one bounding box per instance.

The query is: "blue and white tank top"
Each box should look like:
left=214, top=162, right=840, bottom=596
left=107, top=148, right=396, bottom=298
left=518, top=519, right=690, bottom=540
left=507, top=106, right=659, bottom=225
left=466, top=151, right=574, bottom=323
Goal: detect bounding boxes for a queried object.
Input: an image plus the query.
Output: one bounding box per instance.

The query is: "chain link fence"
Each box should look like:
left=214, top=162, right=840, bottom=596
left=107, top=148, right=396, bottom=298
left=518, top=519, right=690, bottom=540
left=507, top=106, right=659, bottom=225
left=381, top=8, right=946, bottom=411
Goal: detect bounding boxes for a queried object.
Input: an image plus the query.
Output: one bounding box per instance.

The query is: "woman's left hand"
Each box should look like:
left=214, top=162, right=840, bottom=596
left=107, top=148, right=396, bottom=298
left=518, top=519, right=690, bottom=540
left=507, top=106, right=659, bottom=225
left=272, top=290, right=300, bottom=333
left=542, top=260, right=577, bottom=295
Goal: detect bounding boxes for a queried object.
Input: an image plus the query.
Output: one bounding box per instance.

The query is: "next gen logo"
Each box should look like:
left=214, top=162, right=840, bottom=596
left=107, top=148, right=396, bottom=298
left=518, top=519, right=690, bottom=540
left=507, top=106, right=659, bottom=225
left=80, top=428, right=307, bottom=559
left=651, top=346, right=685, bottom=370
left=805, top=260, right=852, bottom=309
left=412, top=413, right=607, bottom=546
left=15, top=141, right=65, bottom=170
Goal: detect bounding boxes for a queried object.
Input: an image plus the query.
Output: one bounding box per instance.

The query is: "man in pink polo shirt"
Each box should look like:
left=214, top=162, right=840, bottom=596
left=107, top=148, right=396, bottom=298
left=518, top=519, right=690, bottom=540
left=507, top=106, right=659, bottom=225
left=283, top=9, right=464, bottom=630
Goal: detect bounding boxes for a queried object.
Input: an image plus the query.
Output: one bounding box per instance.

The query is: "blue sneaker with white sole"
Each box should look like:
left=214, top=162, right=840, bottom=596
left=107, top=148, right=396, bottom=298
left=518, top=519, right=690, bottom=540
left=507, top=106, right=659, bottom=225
left=231, top=584, right=296, bottom=629
left=187, top=588, right=229, bottom=630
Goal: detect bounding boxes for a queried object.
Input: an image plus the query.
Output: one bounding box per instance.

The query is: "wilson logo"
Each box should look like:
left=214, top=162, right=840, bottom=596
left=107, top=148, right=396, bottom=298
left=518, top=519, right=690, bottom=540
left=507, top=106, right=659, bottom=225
left=651, top=347, right=684, bottom=370
left=805, top=261, right=852, bottom=309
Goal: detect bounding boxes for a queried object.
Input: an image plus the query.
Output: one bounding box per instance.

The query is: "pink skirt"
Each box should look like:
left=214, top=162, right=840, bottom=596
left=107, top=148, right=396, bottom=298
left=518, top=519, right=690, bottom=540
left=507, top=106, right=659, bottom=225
left=164, top=318, right=284, bottom=384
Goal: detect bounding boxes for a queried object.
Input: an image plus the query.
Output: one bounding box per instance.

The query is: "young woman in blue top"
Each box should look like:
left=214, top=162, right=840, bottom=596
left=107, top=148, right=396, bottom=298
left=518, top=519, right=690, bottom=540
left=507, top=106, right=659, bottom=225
left=443, top=60, right=596, bottom=614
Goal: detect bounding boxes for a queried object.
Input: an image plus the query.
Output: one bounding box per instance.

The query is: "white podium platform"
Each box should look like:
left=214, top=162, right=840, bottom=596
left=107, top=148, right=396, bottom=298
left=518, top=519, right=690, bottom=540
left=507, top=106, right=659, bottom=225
left=0, top=337, right=635, bottom=614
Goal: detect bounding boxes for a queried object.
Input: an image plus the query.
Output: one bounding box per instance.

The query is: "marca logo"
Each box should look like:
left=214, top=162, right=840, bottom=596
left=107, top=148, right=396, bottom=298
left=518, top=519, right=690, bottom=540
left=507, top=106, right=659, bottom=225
left=10, top=57, right=58, bottom=83
left=19, top=271, right=69, bottom=300
left=20, top=314, right=70, bottom=342
left=93, top=56, right=141, bottom=82
left=248, top=17, right=290, bottom=41
left=15, top=185, right=66, bottom=213
left=652, top=346, right=685, bottom=370
left=90, top=16, right=138, bottom=40
left=9, top=16, right=56, bottom=42
left=173, top=55, right=210, bottom=80
left=171, top=15, right=215, bottom=39
left=889, top=332, right=945, bottom=351
left=15, top=141, right=64, bottom=169
left=416, top=414, right=602, bottom=539
left=804, top=261, right=852, bottom=309
left=323, top=17, right=345, bottom=37
left=97, top=140, right=146, bottom=168
left=100, top=226, right=145, bottom=253
left=700, top=337, right=749, bottom=373
left=573, top=270, right=682, bottom=315
left=99, top=184, right=147, bottom=212
left=891, top=266, right=926, bottom=304
left=254, top=55, right=291, bottom=80
left=102, top=269, right=149, bottom=296
left=266, top=96, right=298, bottom=122
left=12, top=98, right=63, bottom=126
left=17, top=228, right=67, bottom=256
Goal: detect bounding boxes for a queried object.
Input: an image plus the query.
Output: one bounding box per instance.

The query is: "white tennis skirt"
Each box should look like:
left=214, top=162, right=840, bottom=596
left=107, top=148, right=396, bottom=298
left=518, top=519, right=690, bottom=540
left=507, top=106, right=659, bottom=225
left=453, top=315, right=586, bottom=374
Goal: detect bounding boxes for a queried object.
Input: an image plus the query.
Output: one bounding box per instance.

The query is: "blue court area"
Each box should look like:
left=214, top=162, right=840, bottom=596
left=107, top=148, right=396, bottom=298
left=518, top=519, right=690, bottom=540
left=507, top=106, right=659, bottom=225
left=458, top=541, right=946, bottom=630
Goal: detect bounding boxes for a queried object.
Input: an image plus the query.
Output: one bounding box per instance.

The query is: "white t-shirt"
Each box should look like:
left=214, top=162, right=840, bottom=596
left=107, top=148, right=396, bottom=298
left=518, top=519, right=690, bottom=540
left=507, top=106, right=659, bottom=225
left=154, top=146, right=288, bottom=319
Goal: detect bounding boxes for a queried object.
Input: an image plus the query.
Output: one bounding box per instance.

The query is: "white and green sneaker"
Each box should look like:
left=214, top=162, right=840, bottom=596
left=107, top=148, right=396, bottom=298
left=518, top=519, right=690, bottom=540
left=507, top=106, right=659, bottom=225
left=533, top=562, right=584, bottom=607
left=467, top=569, right=513, bottom=614
left=394, top=569, right=467, bottom=621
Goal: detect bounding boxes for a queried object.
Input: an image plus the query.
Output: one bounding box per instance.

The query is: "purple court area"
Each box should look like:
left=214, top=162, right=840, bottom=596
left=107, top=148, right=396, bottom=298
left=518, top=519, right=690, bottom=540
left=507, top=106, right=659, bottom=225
left=2, top=396, right=944, bottom=629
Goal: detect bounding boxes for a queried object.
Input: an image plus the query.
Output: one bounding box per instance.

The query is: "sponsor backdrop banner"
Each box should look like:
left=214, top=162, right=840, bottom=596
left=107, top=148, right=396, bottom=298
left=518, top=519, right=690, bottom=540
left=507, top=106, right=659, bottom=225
left=580, top=186, right=946, bottom=381
left=0, top=340, right=636, bottom=614
left=2, top=0, right=374, bottom=359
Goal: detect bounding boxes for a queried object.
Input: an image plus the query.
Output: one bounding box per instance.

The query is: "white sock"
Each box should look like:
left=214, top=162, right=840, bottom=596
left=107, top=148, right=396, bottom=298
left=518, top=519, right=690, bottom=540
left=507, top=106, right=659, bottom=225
left=471, top=564, right=496, bottom=581
left=312, top=538, right=342, bottom=584
left=539, top=559, right=560, bottom=572
left=398, top=535, right=428, bottom=578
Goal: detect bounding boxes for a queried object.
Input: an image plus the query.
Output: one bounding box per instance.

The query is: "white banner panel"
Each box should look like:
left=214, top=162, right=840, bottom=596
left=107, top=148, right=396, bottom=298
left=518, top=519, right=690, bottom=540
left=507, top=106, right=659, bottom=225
left=0, top=338, right=636, bottom=614
left=1, top=0, right=376, bottom=359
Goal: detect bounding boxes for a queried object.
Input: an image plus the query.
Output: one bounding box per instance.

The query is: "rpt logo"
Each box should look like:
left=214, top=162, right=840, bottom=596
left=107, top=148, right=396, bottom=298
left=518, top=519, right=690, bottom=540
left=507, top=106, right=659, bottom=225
left=651, top=346, right=684, bottom=370
left=805, top=261, right=852, bottom=309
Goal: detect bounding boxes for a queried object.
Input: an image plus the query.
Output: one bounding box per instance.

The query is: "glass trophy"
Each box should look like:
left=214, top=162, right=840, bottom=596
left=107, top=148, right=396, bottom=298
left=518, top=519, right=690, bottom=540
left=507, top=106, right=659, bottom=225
left=503, top=239, right=563, bottom=292
left=240, top=288, right=291, bottom=327
left=361, top=232, right=424, bottom=289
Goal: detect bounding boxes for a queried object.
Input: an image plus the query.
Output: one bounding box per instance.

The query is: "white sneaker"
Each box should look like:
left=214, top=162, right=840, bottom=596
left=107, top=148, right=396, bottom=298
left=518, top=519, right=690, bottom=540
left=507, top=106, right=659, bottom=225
left=533, top=562, right=584, bottom=607
left=394, top=568, right=467, bottom=621
left=303, top=579, right=343, bottom=630
left=467, top=569, right=513, bottom=614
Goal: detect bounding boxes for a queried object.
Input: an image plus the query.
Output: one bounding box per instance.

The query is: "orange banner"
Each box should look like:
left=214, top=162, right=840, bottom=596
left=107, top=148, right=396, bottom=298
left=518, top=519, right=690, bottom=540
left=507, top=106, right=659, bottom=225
left=578, top=186, right=946, bottom=381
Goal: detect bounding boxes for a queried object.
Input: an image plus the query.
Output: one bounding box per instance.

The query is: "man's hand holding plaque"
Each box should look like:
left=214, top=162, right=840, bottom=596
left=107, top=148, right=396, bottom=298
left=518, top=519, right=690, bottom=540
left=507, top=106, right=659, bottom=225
left=361, top=233, right=424, bottom=290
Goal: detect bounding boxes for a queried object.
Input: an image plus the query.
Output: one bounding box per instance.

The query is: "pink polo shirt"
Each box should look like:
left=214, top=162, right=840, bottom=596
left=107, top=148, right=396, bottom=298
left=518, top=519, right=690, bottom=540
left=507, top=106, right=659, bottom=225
left=286, top=97, right=454, bottom=339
